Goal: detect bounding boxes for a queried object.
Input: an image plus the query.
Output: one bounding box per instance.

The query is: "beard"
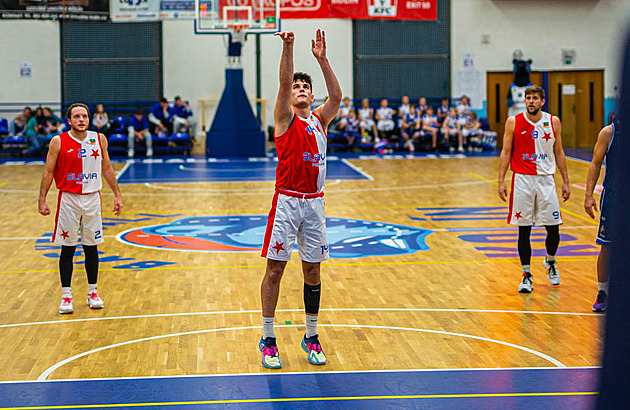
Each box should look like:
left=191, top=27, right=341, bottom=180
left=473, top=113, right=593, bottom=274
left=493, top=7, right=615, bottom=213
left=527, top=106, right=540, bottom=116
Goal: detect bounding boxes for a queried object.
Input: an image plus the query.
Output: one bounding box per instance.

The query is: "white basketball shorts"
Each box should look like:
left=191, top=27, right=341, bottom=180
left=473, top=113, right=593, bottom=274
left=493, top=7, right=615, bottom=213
left=52, top=191, right=104, bottom=246
left=261, top=192, right=329, bottom=263
left=508, top=173, right=562, bottom=226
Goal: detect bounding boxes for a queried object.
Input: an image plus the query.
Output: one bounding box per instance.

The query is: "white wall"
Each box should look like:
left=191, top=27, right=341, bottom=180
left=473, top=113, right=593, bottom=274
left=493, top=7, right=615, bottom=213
left=451, top=0, right=630, bottom=104
left=0, top=20, right=61, bottom=107
left=163, top=19, right=353, bottom=130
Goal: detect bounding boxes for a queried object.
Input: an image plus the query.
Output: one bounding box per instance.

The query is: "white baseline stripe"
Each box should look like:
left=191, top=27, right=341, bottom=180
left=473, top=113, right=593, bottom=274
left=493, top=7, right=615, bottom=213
left=37, top=323, right=565, bottom=380
left=341, top=158, right=374, bottom=181
left=116, top=162, right=131, bottom=180
left=0, top=307, right=603, bottom=330
left=2, top=366, right=600, bottom=385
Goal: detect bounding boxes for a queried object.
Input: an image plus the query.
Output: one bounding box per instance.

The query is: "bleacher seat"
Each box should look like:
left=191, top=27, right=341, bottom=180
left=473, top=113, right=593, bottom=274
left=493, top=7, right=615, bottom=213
left=108, top=133, right=126, bottom=146
left=0, top=118, right=9, bottom=136
left=111, top=117, right=128, bottom=134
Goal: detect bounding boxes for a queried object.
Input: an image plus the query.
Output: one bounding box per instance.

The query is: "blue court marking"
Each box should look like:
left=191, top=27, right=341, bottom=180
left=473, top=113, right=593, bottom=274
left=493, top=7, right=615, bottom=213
left=116, top=158, right=369, bottom=184
left=0, top=368, right=598, bottom=409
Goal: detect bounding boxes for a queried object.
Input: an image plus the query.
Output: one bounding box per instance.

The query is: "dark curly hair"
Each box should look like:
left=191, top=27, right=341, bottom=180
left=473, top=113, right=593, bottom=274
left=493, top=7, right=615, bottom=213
left=293, top=72, right=312, bottom=89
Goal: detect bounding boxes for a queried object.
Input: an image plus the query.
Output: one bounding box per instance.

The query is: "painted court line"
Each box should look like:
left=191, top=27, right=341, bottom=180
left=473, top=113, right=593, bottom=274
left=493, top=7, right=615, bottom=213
left=341, top=158, right=374, bottom=181
left=0, top=307, right=604, bottom=330
left=37, top=323, right=566, bottom=380
left=0, top=391, right=598, bottom=409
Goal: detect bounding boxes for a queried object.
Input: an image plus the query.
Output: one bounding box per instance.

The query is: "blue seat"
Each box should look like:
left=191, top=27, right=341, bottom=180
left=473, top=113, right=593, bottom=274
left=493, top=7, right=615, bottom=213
left=111, top=117, right=128, bottom=134
left=5, top=135, right=26, bottom=143
left=170, top=132, right=189, bottom=144
left=0, top=118, right=8, bottom=135
left=108, top=133, right=126, bottom=145
left=153, top=132, right=169, bottom=145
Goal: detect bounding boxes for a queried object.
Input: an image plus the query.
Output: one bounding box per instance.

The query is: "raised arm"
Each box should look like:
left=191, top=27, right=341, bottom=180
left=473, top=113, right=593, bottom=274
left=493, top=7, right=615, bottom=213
left=100, top=134, right=123, bottom=216
left=584, top=125, right=613, bottom=218
left=38, top=136, right=61, bottom=216
left=311, top=29, right=342, bottom=128
left=273, top=31, right=295, bottom=136
left=552, top=116, right=570, bottom=202
left=498, top=116, right=515, bottom=202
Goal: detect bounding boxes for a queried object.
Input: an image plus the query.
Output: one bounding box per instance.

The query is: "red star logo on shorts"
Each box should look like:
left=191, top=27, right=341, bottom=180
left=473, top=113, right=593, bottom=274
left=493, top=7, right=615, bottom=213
left=542, top=132, right=552, bottom=142
left=91, top=149, right=100, bottom=159
left=60, top=231, right=69, bottom=239
left=272, top=241, right=285, bottom=253
left=515, top=212, right=522, bottom=220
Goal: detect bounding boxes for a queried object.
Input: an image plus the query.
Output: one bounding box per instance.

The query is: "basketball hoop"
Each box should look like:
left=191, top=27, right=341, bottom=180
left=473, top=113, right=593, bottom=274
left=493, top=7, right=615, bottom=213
left=228, top=23, right=248, bottom=45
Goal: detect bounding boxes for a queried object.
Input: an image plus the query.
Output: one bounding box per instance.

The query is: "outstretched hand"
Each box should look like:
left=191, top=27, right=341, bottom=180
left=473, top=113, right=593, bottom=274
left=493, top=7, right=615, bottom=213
left=311, top=29, right=326, bottom=60
left=274, top=31, right=294, bottom=44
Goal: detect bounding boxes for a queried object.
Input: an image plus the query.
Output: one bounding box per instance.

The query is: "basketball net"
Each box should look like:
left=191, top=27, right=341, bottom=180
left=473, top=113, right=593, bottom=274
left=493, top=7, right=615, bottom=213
left=226, top=24, right=248, bottom=68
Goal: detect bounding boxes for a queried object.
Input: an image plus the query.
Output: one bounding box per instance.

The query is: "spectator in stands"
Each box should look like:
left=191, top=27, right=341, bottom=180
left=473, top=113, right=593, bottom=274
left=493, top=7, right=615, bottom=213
left=172, top=96, right=195, bottom=141
left=456, top=95, right=472, bottom=118
left=462, top=112, right=483, bottom=152
left=376, top=98, right=396, bottom=141
left=149, top=97, right=173, bottom=136
left=92, top=104, right=110, bottom=135
left=336, top=97, right=354, bottom=128
left=10, top=107, right=32, bottom=137
left=127, top=108, right=153, bottom=158
left=44, top=107, right=64, bottom=138
left=437, top=97, right=450, bottom=126
left=358, top=97, right=378, bottom=143
left=398, top=95, right=412, bottom=128
left=442, top=107, right=464, bottom=153
left=421, top=106, right=441, bottom=151
left=341, top=108, right=360, bottom=147
left=401, top=105, right=421, bottom=152
left=417, top=97, right=429, bottom=117
left=23, top=107, right=48, bottom=156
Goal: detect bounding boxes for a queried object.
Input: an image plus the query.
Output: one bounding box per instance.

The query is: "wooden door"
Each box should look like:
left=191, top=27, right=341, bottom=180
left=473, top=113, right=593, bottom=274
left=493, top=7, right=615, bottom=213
left=487, top=71, right=543, bottom=149
left=547, top=70, right=603, bottom=148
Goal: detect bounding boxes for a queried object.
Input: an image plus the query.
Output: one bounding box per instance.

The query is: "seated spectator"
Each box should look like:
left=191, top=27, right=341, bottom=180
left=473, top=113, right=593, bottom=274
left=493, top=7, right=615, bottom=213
left=358, top=97, right=378, bottom=143
left=336, top=97, right=354, bottom=129
left=421, top=106, right=441, bottom=150
left=462, top=112, right=484, bottom=152
left=172, top=96, right=195, bottom=141
left=148, top=97, right=174, bottom=136
left=92, top=104, right=110, bottom=135
left=398, top=95, right=411, bottom=128
left=442, top=107, right=464, bottom=153
left=401, top=105, right=421, bottom=152
left=437, top=97, right=450, bottom=126
left=10, top=107, right=32, bottom=136
left=23, top=107, right=48, bottom=156
left=44, top=107, right=64, bottom=138
left=456, top=95, right=472, bottom=118
left=417, top=97, right=429, bottom=117
left=127, top=108, right=153, bottom=158
left=341, top=108, right=360, bottom=147
left=375, top=98, right=396, bottom=141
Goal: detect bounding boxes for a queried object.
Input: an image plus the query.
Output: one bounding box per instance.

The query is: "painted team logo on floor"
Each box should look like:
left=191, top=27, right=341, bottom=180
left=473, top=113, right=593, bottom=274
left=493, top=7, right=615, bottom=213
left=117, top=216, right=433, bottom=258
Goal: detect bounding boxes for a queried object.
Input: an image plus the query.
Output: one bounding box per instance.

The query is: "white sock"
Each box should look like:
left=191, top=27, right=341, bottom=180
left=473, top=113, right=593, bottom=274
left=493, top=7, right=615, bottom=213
left=522, top=265, right=531, bottom=275
left=88, top=284, right=97, bottom=294
left=262, top=316, right=275, bottom=339
left=305, top=314, right=318, bottom=338
left=546, top=254, right=556, bottom=263
left=598, top=281, right=609, bottom=294
left=61, top=287, right=72, bottom=298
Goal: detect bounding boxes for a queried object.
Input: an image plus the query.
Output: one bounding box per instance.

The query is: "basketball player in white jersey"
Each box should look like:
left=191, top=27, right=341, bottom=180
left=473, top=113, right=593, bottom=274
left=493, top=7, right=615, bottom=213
left=498, top=85, right=570, bottom=293
left=258, top=30, right=341, bottom=369
left=38, top=103, right=123, bottom=314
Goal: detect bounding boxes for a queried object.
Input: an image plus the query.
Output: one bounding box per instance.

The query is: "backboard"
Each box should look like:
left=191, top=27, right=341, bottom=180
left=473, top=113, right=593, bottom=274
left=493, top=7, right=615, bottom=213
left=194, top=0, right=280, bottom=35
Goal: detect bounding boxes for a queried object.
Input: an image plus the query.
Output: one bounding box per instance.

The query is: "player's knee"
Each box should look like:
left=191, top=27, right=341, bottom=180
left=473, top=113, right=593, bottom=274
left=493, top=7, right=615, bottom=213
left=265, top=261, right=285, bottom=284
left=302, top=263, right=320, bottom=284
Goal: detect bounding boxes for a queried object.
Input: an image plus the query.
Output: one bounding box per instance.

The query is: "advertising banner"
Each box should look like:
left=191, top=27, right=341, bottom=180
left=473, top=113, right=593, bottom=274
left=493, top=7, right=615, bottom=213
left=0, top=0, right=109, bottom=20
left=110, top=0, right=160, bottom=22
left=328, top=0, right=436, bottom=20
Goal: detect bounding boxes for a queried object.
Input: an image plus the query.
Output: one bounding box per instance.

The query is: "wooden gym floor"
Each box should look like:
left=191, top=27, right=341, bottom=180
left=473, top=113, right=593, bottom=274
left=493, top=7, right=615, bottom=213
left=0, top=153, right=601, bottom=408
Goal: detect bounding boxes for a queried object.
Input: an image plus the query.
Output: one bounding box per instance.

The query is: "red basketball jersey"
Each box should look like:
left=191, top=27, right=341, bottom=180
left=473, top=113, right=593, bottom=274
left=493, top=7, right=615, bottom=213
left=53, top=131, right=103, bottom=194
left=511, top=112, right=557, bottom=175
left=274, top=112, right=327, bottom=195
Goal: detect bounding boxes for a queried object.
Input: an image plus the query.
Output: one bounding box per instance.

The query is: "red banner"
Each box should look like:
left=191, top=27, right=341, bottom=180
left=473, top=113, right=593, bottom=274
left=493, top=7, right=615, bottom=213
left=280, top=0, right=329, bottom=19
left=328, top=0, right=436, bottom=20
left=280, top=0, right=437, bottom=20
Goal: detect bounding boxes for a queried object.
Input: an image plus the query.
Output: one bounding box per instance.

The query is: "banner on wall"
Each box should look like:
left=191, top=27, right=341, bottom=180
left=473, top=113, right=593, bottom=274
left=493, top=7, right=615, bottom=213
left=0, top=0, right=109, bottom=20
left=160, top=0, right=194, bottom=19
left=110, top=0, right=160, bottom=21
left=328, top=0, right=436, bottom=20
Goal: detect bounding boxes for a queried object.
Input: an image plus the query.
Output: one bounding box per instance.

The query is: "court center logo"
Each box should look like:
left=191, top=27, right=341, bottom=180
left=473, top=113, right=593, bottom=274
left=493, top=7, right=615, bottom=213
left=117, top=215, right=432, bottom=258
